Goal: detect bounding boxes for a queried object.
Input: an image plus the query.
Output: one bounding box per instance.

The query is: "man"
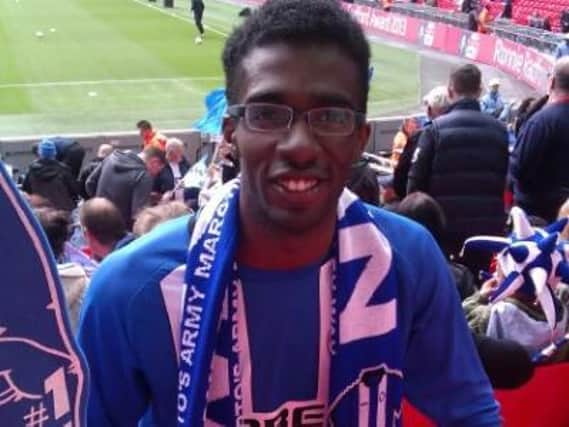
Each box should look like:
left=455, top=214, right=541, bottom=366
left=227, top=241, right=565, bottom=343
left=50, top=136, right=87, bottom=181
left=510, top=57, right=569, bottom=222
left=554, top=33, right=569, bottom=59
left=79, top=197, right=135, bottom=262
left=154, top=138, right=191, bottom=200
left=78, top=2, right=499, bottom=426
left=22, top=139, right=79, bottom=212
left=137, top=119, right=167, bottom=151
left=393, top=85, right=449, bottom=199
left=561, top=9, right=569, bottom=33
left=85, top=147, right=165, bottom=228
left=191, top=0, right=205, bottom=44
left=78, top=143, right=114, bottom=199
left=480, top=78, right=505, bottom=119
left=407, top=64, right=509, bottom=258
left=478, top=4, right=492, bottom=34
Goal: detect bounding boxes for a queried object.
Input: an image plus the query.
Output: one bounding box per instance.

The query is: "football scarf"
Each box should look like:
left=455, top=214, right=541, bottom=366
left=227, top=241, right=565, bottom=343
left=178, top=179, right=404, bottom=426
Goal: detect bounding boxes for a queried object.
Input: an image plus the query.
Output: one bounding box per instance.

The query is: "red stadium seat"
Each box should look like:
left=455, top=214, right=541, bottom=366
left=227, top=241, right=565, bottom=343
left=403, top=362, right=569, bottom=426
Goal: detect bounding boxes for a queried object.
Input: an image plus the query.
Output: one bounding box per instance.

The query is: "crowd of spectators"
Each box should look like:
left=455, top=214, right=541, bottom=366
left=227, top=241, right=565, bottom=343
left=9, top=52, right=569, bottom=419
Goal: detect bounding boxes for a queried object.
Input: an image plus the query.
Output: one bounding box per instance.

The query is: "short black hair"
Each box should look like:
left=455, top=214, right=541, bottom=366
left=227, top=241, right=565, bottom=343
left=137, top=120, right=152, bottom=131
left=450, top=64, right=482, bottom=97
left=34, top=208, right=70, bottom=259
left=396, top=192, right=447, bottom=245
left=222, top=0, right=371, bottom=112
left=80, top=198, right=127, bottom=246
left=143, top=146, right=167, bottom=164
left=348, top=163, right=379, bottom=206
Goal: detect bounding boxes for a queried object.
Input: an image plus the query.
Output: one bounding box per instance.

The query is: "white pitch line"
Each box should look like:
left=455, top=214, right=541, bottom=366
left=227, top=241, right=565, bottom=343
left=0, top=76, right=223, bottom=89
left=130, top=0, right=229, bottom=37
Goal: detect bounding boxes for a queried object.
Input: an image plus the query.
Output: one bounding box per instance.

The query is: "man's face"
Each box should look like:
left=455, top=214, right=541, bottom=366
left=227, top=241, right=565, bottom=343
left=223, top=43, right=369, bottom=232
left=146, top=158, right=165, bottom=177
left=490, top=85, right=499, bottom=95
left=167, top=147, right=183, bottom=163
left=140, top=128, right=151, bottom=140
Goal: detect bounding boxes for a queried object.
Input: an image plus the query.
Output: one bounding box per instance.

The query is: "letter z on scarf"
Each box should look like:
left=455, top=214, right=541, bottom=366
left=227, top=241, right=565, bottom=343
left=178, top=179, right=404, bottom=426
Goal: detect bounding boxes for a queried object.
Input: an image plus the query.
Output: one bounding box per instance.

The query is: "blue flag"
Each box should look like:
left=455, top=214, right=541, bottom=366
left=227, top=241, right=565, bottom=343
left=193, top=88, right=228, bottom=135
left=0, top=161, right=88, bottom=426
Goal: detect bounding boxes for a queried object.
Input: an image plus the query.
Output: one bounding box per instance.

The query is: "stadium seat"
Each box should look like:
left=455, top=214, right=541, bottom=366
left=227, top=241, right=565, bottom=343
left=403, top=362, right=569, bottom=426
left=513, top=0, right=563, bottom=31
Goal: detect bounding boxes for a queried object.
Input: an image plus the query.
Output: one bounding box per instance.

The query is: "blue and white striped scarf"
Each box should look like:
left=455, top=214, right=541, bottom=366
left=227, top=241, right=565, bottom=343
left=178, top=179, right=404, bottom=426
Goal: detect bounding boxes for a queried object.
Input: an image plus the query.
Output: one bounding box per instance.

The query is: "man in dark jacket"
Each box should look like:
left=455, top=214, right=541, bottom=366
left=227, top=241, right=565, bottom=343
left=407, top=64, right=509, bottom=258
left=50, top=137, right=86, bottom=181
left=78, top=143, right=114, bottom=200
left=22, top=139, right=79, bottom=212
left=393, top=85, right=449, bottom=199
left=153, top=138, right=190, bottom=199
left=510, top=57, right=569, bottom=222
left=85, top=147, right=166, bottom=228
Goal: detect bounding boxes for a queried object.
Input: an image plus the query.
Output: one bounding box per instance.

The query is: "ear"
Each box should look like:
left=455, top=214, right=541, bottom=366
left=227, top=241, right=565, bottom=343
left=353, top=122, right=371, bottom=162
left=447, top=84, right=455, bottom=101
left=549, top=76, right=556, bottom=94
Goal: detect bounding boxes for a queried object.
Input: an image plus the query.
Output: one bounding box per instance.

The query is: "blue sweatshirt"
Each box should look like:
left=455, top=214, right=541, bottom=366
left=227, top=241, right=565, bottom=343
left=78, top=210, right=499, bottom=426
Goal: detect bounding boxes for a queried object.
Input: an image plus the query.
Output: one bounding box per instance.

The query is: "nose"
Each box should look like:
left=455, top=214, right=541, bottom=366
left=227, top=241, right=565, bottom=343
left=277, top=116, right=320, bottom=169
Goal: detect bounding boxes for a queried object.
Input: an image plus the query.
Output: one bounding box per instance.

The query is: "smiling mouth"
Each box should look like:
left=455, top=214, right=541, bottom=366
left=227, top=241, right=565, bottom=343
left=277, top=178, right=319, bottom=193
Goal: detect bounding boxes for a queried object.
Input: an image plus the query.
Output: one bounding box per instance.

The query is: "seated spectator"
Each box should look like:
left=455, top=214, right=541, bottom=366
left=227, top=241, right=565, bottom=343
left=462, top=207, right=569, bottom=354
left=132, top=201, right=190, bottom=236
left=543, top=16, right=552, bottom=31
left=85, top=147, right=166, bottom=228
left=396, top=192, right=477, bottom=300
left=561, top=9, right=569, bottom=33
left=514, top=95, right=548, bottom=137
left=79, top=198, right=136, bottom=262
left=50, top=137, right=86, bottom=181
left=390, top=117, right=418, bottom=169
left=137, top=120, right=167, bottom=151
left=393, top=86, right=449, bottom=200
left=501, top=0, right=512, bottom=19
left=154, top=138, right=190, bottom=200
left=22, top=139, right=79, bottom=212
left=480, top=78, right=505, bottom=119
left=34, top=207, right=88, bottom=333
left=554, top=33, right=569, bottom=60
left=78, top=143, right=114, bottom=199
left=347, top=162, right=380, bottom=206
left=528, top=11, right=538, bottom=28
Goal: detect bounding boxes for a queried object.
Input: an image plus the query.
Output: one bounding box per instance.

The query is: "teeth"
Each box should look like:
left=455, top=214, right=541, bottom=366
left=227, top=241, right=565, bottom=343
left=280, top=179, right=318, bottom=192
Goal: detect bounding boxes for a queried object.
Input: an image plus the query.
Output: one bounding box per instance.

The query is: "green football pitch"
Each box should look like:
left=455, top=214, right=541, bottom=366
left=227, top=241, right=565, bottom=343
left=0, top=0, right=420, bottom=137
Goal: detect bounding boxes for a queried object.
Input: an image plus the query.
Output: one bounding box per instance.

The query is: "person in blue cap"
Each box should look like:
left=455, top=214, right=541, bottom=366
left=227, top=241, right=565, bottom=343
left=22, top=139, right=79, bottom=212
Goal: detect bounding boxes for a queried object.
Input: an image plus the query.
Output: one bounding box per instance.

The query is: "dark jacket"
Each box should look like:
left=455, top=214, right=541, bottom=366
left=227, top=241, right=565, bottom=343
left=86, top=151, right=153, bottom=228
left=52, top=138, right=86, bottom=180
left=22, top=159, right=79, bottom=211
left=407, top=98, right=509, bottom=255
left=510, top=102, right=569, bottom=222
left=78, top=157, right=104, bottom=199
left=153, top=158, right=190, bottom=194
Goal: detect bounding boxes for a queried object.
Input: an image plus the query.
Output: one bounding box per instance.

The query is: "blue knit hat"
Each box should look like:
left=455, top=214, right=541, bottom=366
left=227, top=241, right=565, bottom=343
left=38, top=139, right=57, bottom=160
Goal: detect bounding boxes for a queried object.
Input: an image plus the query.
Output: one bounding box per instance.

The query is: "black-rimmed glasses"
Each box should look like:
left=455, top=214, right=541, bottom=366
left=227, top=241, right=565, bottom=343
left=227, top=103, right=366, bottom=136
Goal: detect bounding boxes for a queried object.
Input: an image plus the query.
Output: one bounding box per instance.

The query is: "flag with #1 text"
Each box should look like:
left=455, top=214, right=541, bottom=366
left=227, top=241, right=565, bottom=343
left=0, top=161, right=88, bottom=426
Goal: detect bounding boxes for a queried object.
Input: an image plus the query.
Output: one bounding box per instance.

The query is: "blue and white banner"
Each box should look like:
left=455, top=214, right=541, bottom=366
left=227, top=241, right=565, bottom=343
left=0, top=162, right=88, bottom=426
left=192, top=88, right=228, bottom=135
